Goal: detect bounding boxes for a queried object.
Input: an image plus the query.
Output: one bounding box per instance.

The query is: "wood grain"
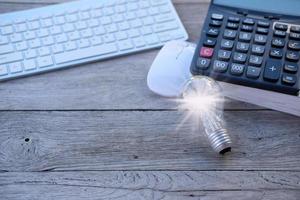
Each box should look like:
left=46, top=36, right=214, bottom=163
left=1, top=171, right=299, bottom=200
left=1, top=110, right=299, bottom=172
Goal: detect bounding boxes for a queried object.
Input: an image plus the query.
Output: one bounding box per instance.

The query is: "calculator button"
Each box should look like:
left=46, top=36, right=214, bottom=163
left=251, top=45, right=265, bottom=55
left=256, top=27, right=268, bottom=35
left=223, top=29, right=237, bottom=39
left=243, top=18, right=255, bottom=25
left=213, top=60, right=228, bottom=73
left=286, top=51, right=300, bottom=62
left=211, top=13, right=223, bottom=21
left=221, top=39, right=234, bottom=50
left=210, top=20, right=222, bottom=27
left=290, top=26, right=300, bottom=33
left=233, top=52, right=247, bottom=63
left=218, top=50, right=231, bottom=61
left=239, top=32, right=252, bottom=42
left=289, top=32, right=300, bottom=40
left=228, top=16, right=240, bottom=23
left=257, top=21, right=270, bottom=28
left=288, top=41, right=300, bottom=50
left=236, top=42, right=249, bottom=53
left=230, top=63, right=245, bottom=75
left=200, top=47, right=214, bottom=58
left=264, top=59, right=282, bottom=82
left=275, top=23, right=288, bottom=31
left=282, top=74, right=297, bottom=85
left=247, top=66, right=261, bottom=79
left=203, top=37, right=216, bottom=47
left=197, top=58, right=210, bottom=70
left=270, top=48, right=283, bottom=58
left=226, top=22, right=239, bottom=30
left=284, top=63, right=298, bottom=73
left=241, top=25, right=253, bottom=32
left=271, top=38, right=285, bottom=48
left=254, top=34, right=267, bottom=44
left=274, top=30, right=286, bottom=38
left=249, top=55, right=263, bottom=67
left=206, top=28, right=219, bottom=37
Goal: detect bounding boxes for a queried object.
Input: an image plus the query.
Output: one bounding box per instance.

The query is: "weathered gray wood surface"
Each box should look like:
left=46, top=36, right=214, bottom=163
left=0, top=0, right=299, bottom=199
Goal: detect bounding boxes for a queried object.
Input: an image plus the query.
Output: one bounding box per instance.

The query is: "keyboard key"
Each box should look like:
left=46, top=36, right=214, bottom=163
left=213, top=60, right=228, bottom=73
left=264, top=59, right=282, bottom=81
left=0, top=52, right=23, bottom=65
left=243, top=18, right=255, bottom=25
left=119, top=40, right=134, bottom=51
left=251, top=45, right=265, bottom=55
left=210, top=20, right=222, bottom=27
left=218, top=50, right=231, bottom=61
left=249, top=55, right=263, bottom=67
left=247, top=66, right=261, bottom=79
left=254, top=34, right=267, bottom=44
left=275, top=23, right=288, bottom=31
left=286, top=51, right=300, bottom=62
left=288, top=41, right=300, bottom=50
left=0, top=44, right=14, bottom=54
left=239, top=32, right=251, bottom=42
left=41, top=37, right=54, bottom=46
left=236, top=42, right=249, bottom=53
left=226, top=22, right=239, bottom=30
left=52, top=44, right=64, bottom=54
left=196, top=58, right=210, bottom=70
left=24, top=49, right=37, bottom=59
left=206, top=28, right=219, bottom=37
left=211, top=13, right=223, bottom=21
left=1, top=25, right=14, bottom=35
left=257, top=21, right=270, bottom=28
left=8, top=62, right=23, bottom=73
left=284, top=63, right=298, bottom=73
left=270, top=48, right=283, bottom=58
left=282, top=74, right=297, bottom=85
left=256, top=27, right=268, bottom=35
left=144, top=35, right=159, bottom=45
left=28, top=39, right=42, bottom=48
left=230, top=63, right=245, bottom=76
left=133, top=37, right=146, bottom=47
left=223, top=29, right=237, bottom=39
left=274, top=30, right=286, bottom=38
left=200, top=47, right=214, bottom=58
left=15, top=41, right=28, bottom=51
left=0, top=36, right=9, bottom=45
left=23, top=59, right=36, bottom=71
left=64, top=41, right=77, bottom=51
left=241, top=25, right=253, bottom=32
left=55, top=43, right=118, bottom=64
left=233, top=52, right=247, bottom=63
left=0, top=65, right=8, bottom=76
left=289, top=32, right=300, bottom=40
left=220, top=39, right=234, bottom=50
left=228, top=16, right=240, bottom=23
left=37, top=56, right=53, bottom=68
left=153, top=21, right=178, bottom=33
left=271, top=38, right=285, bottom=48
left=203, top=37, right=216, bottom=47
left=10, top=33, right=22, bottom=43
left=290, top=26, right=300, bottom=33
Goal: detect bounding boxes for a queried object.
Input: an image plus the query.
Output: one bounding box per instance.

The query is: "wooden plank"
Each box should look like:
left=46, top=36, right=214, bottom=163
left=0, top=2, right=262, bottom=111
left=0, top=110, right=299, bottom=172
left=1, top=171, right=299, bottom=200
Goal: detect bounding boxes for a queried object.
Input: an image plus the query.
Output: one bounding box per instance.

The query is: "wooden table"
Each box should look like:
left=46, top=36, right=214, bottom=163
left=1, top=0, right=300, bottom=199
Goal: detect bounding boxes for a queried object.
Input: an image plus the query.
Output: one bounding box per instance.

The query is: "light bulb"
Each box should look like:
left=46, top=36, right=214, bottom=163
left=180, top=76, right=232, bottom=154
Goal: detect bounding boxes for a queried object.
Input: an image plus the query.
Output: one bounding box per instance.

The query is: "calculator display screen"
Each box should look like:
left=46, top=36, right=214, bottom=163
left=213, top=0, right=300, bottom=17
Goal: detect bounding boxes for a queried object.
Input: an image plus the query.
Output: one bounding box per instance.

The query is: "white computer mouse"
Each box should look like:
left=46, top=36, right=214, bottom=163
left=147, top=41, right=196, bottom=98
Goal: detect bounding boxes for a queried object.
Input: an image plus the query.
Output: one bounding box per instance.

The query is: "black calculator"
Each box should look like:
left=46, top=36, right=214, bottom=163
left=190, top=0, right=300, bottom=95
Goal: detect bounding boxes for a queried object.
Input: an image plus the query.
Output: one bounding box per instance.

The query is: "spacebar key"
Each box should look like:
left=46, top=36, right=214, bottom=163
left=55, top=44, right=118, bottom=64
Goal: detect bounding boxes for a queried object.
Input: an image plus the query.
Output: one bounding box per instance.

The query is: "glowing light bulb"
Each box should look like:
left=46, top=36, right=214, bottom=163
left=179, top=76, right=232, bottom=154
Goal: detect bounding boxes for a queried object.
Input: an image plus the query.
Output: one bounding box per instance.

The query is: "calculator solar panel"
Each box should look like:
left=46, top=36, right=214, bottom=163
left=190, top=1, right=300, bottom=95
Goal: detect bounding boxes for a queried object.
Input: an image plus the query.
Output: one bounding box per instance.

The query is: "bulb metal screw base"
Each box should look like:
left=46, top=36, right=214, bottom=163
left=208, top=128, right=232, bottom=154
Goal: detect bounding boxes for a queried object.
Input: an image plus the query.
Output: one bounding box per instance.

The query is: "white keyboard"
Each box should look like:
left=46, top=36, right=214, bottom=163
left=0, top=0, right=188, bottom=81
